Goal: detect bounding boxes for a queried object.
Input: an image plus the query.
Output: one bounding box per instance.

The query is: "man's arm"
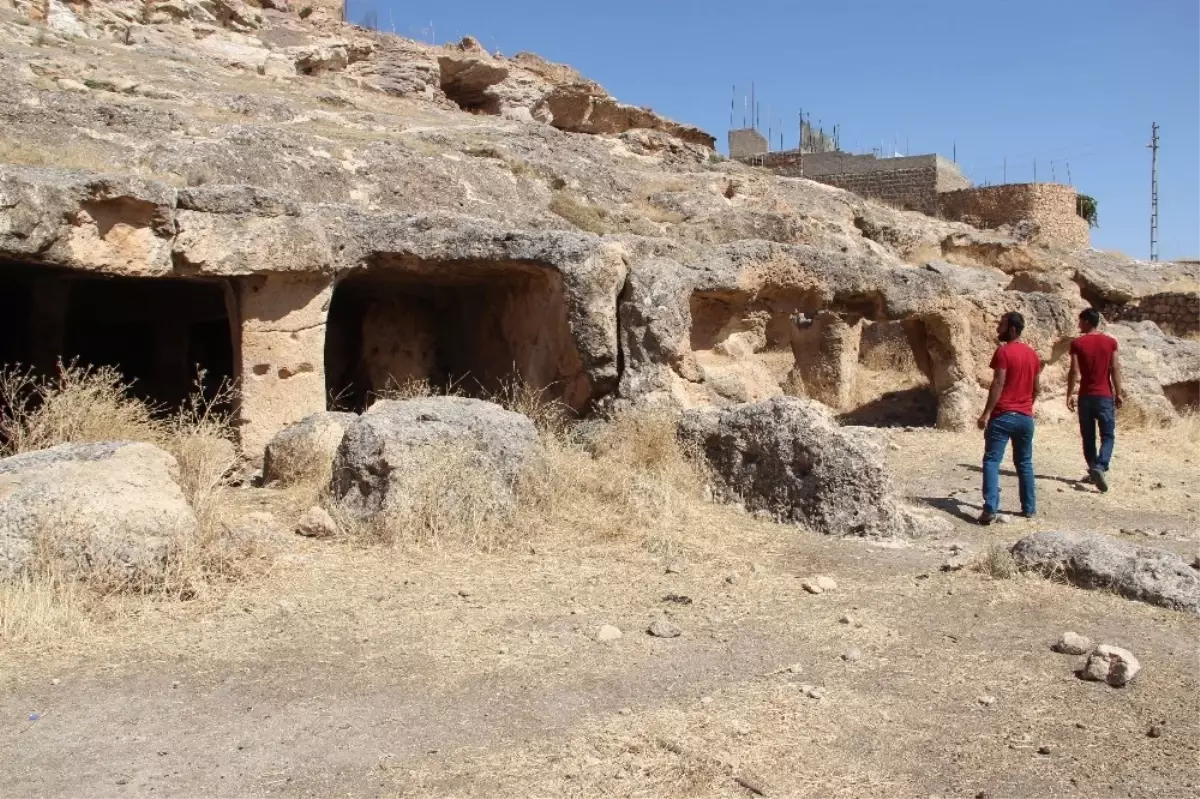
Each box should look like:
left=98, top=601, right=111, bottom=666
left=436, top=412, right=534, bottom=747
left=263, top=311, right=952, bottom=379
left=1067, top=351, right=1079, bottom=411
left=1110, top=350, right=1124, bottom=408
left=1032, top=361, right=1044, bottom=403
left=977, top=367, right=1007, bottom=429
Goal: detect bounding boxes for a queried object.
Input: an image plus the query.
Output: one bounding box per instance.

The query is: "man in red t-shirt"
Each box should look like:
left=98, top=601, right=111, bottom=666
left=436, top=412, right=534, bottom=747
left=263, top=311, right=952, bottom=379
left=976, top=311, right=1043, bottom=524
left=1067, top=308, right=1123, bottom=493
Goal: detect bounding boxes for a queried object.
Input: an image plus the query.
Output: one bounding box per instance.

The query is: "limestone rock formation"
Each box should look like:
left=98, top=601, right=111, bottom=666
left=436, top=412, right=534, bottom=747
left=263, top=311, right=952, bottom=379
left=263, top=411, right=356, bottom=486
left=677, top=397, right=923, bottom=537
left=1010, top=531, right=1200, bottom=614
left=0, top=1, right=1194, bottom=453
left=331, top=397, right=540, bottom=519
left=0, top=441, right=197, bottom=580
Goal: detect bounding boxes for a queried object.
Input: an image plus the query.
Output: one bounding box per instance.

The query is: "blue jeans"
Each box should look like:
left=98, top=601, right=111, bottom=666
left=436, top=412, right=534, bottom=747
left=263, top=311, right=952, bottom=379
left=982, top=412, right=1036, bottom=515
left=1078, top=395, right=1116, bottom=472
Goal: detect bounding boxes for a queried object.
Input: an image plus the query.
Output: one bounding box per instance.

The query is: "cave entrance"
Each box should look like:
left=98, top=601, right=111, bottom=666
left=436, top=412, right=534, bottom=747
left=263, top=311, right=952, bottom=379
left=1165, top=380, right=1199, bottom=414
left=687, top=289, right=934, bottom=425
left=0, top=259, right=237, bottom=411
left=324, top=258, right=588, bottom=413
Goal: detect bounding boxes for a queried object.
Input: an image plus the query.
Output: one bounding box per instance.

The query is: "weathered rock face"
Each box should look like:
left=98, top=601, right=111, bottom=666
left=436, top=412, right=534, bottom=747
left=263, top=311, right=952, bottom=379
left=0, top=441, right=197, bottom=580
left=331, top=397, right=540, bottom=519
left=677, top=397, right=922, bottom=537
left=1010, top=530, right=1200, bottom=614
left=0, top=1, right=1194, bottom=450
left=262, top=411, right=356, bottom=486
left=1107, top=322, right=1200, bottom=423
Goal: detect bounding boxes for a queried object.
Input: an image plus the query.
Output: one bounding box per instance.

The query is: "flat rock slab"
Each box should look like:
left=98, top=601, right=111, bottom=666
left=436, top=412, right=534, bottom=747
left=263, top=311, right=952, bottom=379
left=1011, top=530, right=1200, bottom=614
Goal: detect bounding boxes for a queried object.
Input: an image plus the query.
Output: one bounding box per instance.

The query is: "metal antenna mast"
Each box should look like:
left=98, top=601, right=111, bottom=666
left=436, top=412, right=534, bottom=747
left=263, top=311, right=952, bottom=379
left=1149, top=122, right=1160, bottom=262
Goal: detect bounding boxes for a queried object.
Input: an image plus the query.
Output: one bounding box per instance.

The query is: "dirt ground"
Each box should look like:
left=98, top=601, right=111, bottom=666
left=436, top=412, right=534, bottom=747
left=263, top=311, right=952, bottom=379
left=2, top=420, right=1198, bottom=798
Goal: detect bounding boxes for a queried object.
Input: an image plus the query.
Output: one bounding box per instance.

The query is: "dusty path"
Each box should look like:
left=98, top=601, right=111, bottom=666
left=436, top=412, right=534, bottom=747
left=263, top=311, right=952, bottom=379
left=2, top=424, right=1197, bottom=798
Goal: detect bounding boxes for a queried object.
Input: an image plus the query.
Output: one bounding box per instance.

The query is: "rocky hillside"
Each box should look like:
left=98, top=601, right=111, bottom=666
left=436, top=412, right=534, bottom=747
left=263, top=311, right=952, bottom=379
left=1, top=0, right=1196, bottom=445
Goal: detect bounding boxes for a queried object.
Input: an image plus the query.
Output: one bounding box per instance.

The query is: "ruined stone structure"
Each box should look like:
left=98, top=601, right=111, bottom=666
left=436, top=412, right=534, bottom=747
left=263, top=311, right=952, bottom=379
left=728, top=128, right=768, bottom=160
left=730, top=133, right=1089, bottom=251
left=939, top=183, right=1090, bottom=250
left=1101, top=292, right=1199, bottom=337
left=737, top=149, right=970, bottom=216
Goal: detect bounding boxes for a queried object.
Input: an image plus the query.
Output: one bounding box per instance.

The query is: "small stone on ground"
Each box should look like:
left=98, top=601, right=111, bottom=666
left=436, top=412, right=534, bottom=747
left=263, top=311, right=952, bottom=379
left=596, top=624, right=622, bottom=642
left=1052, top=631, right=1092, bottom=655
left=647, top=617, right=682, bottom=638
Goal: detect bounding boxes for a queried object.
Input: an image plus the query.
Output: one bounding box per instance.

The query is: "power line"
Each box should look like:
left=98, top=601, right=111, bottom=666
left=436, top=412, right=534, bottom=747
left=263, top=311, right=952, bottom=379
left=1148, top=122, right=1159, bottom=262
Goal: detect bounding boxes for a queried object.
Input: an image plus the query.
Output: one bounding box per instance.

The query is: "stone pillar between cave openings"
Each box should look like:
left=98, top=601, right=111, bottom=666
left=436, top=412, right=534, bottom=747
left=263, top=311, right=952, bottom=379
left=923, top=312, right=980, bottom=431
left=237, top=274, right=332, bottom=459
left=788, top=311, right=862, bottom=410
left=28, top=274, right=70, bottom=374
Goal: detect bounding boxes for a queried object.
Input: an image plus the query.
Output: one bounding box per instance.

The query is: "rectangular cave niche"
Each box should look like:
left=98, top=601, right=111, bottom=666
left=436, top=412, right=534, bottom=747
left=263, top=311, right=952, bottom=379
left=0, top=258, right=237, bottom=414
left=324, top=258, right=589, bottom=414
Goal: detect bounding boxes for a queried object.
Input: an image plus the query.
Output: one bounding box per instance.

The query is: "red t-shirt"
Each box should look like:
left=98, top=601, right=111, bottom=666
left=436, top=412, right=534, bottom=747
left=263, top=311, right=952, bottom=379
left=1071, top=333, right=1118, bottom=398
left=989, top=341, right=1042, bottom=418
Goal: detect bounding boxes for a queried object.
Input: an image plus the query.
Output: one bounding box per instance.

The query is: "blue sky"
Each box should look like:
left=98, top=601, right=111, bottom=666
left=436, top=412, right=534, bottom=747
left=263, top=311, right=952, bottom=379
left=351, top=0, right=1199, bottom=260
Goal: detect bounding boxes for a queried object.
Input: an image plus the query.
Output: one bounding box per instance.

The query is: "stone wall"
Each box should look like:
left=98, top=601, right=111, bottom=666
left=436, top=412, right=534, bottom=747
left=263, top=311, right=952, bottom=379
left=1102, top=292, right=1199, bottom=336
left=740, top=151, right=969, bottom=215
left=938, top=183, right=1090, bottom=250
left=728, top=128, right=767, bottom=159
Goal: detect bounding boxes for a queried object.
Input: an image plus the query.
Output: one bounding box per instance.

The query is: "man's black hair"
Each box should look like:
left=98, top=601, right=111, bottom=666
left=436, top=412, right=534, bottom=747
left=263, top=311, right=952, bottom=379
left=1079, top=308, right=1101, bottom=328
left=1002, top=311, right=1025, bottom=336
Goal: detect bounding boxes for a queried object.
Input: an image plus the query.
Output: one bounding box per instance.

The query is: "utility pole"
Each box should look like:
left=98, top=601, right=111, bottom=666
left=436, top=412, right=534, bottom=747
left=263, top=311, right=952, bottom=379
left=1149, top=122, right=1160, bottom=262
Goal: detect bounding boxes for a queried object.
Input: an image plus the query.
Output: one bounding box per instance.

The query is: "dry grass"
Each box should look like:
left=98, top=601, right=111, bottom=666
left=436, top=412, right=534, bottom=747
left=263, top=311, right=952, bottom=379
left=637, top=199, right=686, bottom=224
left=0, top=362, right=161, bottom=456
left=0, top=363, right=269, bottom=646
left=322, top=405, right=707, bottom=558
left=0, top=135, right=121, bottom=173
left=550, top=191, right=611, bottom=234
left=974, top=543, right=1018, bottom=579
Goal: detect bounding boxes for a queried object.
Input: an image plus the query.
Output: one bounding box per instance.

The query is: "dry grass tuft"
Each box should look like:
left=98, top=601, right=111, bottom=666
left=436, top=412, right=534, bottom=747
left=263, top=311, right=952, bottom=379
left=637, top=199, right=686, bottom=225
left=975, top=543, right=1018, bottom=580
left=550, top=191, right=610, bottom=234
left=484, top=374, right=571, bottom=436
left=0, top=362, right=161, bottom=456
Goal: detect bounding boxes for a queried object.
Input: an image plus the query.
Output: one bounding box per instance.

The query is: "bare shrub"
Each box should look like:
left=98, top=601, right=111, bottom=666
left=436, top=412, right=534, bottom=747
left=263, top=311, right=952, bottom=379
left=549, top=192, right=610, bottom=234
left=0, top=362, right=162, bottom=457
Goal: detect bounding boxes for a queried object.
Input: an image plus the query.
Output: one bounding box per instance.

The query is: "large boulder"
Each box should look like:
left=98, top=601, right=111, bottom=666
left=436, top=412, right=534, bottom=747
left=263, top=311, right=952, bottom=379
left=331, top=398, right=540, bottom=519
left=262, top=411, right=356, bottom=486
left=1010, top=531, right=1200, bottom=614
left=677, top=397, right=922, bottom=536
left=0, top=442, right=197, bottom=580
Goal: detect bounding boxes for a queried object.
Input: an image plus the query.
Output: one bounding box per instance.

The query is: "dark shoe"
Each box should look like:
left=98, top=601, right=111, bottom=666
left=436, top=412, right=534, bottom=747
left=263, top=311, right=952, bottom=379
left=1019, top=511, right=1036, bottom=519
left=1089, top=467, right=1109, bottom=493
left=977, top=510, right=997, bottom=526
left=1081, top=472, right=1094, bottom=484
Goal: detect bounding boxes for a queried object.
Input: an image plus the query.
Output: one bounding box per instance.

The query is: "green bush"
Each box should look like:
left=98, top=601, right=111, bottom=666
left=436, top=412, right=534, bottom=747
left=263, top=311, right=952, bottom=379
left=299, top=5, right=314, bottom=19
left=1076, top=193, right=1098, bottom=228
